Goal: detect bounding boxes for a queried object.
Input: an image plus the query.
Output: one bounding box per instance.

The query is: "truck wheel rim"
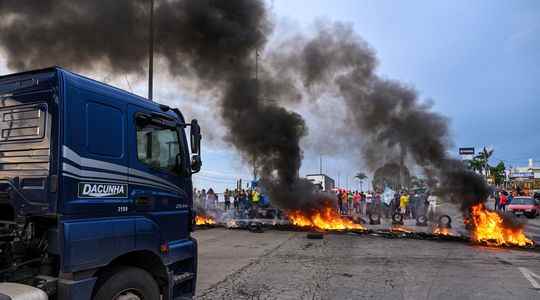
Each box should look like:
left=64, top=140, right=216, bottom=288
left=115, top=289, right=143, bottom=300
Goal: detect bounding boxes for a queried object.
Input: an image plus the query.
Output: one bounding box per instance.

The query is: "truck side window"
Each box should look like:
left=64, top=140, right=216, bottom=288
left=136, top=120, right=180, bottom=172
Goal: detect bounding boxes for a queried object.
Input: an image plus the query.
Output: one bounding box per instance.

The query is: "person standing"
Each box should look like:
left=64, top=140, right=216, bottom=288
left=360, top=192, right=366, bottom=215
left=353, top=192, right=361, bottom=214
left=252, top=189, right=260, bottom=207
left=207, top=188, right=218, bottom=209
left=341, top=190, right=348, bottom=214
left=365, top=192, right=373, bottom=216
left=233, top=189, right=240, bottom=211
left=224, top=188, right=231, bottom=211
left=347, top=191, right=354, bottom=215
left=408, top=192, right=418, bottom=219
left=337, top=190, right=344, bottom=214
left=494, top=191, right=500, bottom=210
left=373, top=190, right=382, bottom=216
left=427, top=192, right=438, bottom=220
left=201, top=189, right=207, bottom=210
left=499, top=191, right=508, bottom=212
left=399, top=191, right=409, bottom=218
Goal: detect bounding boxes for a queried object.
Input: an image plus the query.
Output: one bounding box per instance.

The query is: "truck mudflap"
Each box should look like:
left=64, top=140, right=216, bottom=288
left=56, top=277, right=97, bottom=300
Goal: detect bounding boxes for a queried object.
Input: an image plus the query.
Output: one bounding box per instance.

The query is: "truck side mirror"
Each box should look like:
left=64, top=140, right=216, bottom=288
left=190, top=119, right=202, bottom=174
left=191, top=155, right=202, bottom=174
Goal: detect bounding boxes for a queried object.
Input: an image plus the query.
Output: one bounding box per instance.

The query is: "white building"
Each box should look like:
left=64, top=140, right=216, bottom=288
left=509, top=159, right=540, bottom=194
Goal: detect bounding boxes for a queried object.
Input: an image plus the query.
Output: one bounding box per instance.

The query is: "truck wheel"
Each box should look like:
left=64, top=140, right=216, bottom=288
left=93, top=266, right=160, bottom=300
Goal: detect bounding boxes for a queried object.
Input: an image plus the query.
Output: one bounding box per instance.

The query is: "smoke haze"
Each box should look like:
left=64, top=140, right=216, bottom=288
left=0, top=1, right=506, bottom=218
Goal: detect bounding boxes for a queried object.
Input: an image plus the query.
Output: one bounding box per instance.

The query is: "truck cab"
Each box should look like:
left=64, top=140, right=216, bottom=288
left=0, top=67, right=201, bottom=300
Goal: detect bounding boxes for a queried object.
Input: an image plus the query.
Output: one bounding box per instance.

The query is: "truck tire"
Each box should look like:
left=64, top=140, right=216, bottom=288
left=93, top=266, right=160, bottom=300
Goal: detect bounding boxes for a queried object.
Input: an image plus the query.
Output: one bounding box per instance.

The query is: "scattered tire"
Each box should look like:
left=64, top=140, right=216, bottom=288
left=416, top=215, right=428, bottom=226
left=306, top=232, right=324, bottom=239
left=369, top=213, right=381, bottom=225
left=438, top=215, right=452, bottom=228
left=392, top=212, right=404, bottom=225
left=525, top=213, right=536, bottom=219
left=248, top=222, right=264, bottom=233
left=93, top=266, right=160, bottom=300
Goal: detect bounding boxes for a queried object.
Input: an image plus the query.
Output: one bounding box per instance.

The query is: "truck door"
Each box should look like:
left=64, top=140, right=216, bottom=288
left=127, top=105, right=190, bottom=244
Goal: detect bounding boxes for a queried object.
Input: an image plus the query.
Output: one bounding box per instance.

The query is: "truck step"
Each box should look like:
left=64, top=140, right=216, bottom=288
left=172, top=272, right=195, bottom=286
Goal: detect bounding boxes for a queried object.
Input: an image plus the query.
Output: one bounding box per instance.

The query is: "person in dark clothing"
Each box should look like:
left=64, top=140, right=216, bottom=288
left=224, top=188, right=231, bottom=211
left=234, top=189, right=240, bottom=211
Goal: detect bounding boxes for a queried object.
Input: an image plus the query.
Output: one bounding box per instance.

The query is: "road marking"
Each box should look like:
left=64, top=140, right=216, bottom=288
left=518, top=267, right=540, bottom=290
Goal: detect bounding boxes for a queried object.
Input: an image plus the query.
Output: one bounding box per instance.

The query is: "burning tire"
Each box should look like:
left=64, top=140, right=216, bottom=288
left=392, top=212, right=404, bottom=225
left=438, top=215, right=452, bottom=228
left=369, top=213, right=381, bottom=225
left=416, top=215, right=428, bottom=226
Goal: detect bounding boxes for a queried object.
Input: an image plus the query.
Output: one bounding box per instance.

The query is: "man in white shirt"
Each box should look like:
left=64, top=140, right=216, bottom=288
left=365, top=192, right=373, bottom=215
left=427, top=193, right=438, bottom=220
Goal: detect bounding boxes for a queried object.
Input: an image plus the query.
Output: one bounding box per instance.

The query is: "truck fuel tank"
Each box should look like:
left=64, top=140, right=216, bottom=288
left=0, top=282, right=48, bottom=300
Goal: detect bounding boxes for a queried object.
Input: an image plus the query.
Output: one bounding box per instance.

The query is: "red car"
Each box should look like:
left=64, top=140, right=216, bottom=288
left=507, top=196, right=540, bottom=218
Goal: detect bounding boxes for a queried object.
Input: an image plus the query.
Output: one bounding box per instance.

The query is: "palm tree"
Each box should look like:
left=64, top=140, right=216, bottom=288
left=468, top=158, right=484, bottom=173
left=477, top=147, right=494, bottom=176
left=354, top=172, right=367, bottom=191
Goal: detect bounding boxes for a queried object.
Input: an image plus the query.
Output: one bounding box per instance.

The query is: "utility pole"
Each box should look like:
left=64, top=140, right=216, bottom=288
left=319, top=155, right=323, bottom=174
left=252, top=49, right=259, bottom=183
left=148, top=0, right=154, bottom=101
left=400, top=144, right=406, bottom=190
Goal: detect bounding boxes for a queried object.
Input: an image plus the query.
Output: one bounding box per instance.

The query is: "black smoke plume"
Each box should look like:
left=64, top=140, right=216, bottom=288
left=0, top=0, right=326, bottom=210
left=270, top=22, right=496, bottom=214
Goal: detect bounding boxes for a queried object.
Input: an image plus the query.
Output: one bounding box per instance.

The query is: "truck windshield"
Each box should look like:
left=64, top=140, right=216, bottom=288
left=136, top=121, right=180, bottom=172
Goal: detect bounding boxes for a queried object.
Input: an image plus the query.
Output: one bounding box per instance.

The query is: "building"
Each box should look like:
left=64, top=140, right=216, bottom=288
left=306, top=174, right=335, bottom=192
left=509, top=159, right=540, bottom=195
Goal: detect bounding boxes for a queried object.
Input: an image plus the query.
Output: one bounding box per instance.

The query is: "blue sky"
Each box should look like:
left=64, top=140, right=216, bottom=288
left=194, top=0, right=540, bottom=191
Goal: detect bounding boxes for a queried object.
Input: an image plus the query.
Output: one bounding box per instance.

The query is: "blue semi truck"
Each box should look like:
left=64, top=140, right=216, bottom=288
left=0, top=67, right=200, bottom=299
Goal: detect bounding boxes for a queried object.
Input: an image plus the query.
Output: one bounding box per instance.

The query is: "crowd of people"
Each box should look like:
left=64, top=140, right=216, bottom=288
left=194, top=185, right=442, bottom=222
left=193, top=187, right=266, bottom=212
left=492, top=189, right=519, bottom=212
left=334, top=188, right=439, bottom=220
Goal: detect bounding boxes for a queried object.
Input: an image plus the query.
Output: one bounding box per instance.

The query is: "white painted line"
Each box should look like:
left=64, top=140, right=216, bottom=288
left=518, top=267, right=540, bottom=290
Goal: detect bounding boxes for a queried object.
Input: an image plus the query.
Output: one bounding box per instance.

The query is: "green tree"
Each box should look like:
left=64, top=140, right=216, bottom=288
left=468, top=157, right=484, bottom=173
left=489, top=161, right=506, bottom=186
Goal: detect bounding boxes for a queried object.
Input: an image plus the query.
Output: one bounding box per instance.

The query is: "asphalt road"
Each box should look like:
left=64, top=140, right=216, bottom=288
left=194, top=227, right=540, bottom=300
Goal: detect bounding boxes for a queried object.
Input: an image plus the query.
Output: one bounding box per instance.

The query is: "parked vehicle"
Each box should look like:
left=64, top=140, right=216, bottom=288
left=507, top=196, right=540, bottom=218
left=0, top=67, right=201, bottom=299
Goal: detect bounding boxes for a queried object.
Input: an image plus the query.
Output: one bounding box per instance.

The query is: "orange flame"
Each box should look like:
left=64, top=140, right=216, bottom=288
left=432, top=226, right=453, bottom=236
left=287, top=207, right=364, bottom=230
left=468, top=203, right=533, bottom=247
left=195, top=215, right=216, bottom=225
left=390, top=226, right=414, bottom=233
